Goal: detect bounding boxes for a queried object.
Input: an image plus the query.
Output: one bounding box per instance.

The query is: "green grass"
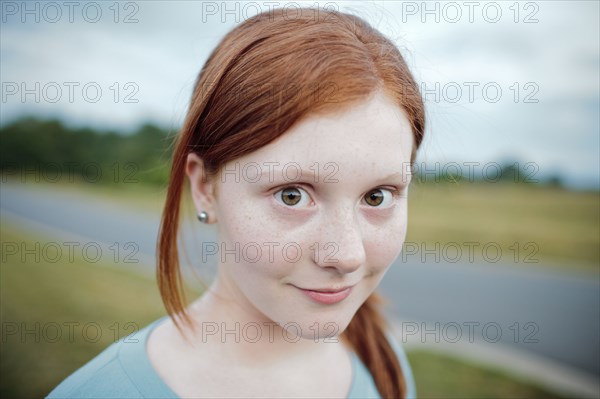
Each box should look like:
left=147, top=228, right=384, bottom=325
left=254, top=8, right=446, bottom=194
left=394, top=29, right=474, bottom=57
left=1, top=223, right=570, bottom=398
left=407, top=181, right=599, bottom=270
left=407, top=350, right=566, bottom=398
left=0, top=225, right=170, bottom=398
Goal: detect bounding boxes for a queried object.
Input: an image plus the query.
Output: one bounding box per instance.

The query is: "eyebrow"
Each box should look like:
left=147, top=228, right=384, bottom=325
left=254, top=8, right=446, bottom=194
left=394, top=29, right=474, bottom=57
left=374, top=172, right=411, bottom=185
left=258, top=169, right=411, bottom=185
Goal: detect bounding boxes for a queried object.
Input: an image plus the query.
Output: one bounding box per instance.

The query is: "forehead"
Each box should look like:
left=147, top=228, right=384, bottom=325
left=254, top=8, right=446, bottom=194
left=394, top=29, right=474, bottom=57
left=230, top=91, right=414, bottom=181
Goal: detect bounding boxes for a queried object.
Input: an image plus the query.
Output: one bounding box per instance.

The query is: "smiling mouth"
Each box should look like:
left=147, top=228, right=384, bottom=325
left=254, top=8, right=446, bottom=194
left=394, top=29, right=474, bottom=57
left=293, top=285, right=355, bottom=304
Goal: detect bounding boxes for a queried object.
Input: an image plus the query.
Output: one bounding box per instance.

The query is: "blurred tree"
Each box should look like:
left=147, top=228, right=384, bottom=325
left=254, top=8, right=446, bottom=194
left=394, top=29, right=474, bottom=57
left=0, top=117, right=174, bottom=186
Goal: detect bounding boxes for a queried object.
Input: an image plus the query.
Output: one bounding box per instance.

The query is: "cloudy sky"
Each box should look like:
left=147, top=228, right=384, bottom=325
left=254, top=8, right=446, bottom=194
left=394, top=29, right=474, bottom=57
left=1, top=1, right=598, bottom=188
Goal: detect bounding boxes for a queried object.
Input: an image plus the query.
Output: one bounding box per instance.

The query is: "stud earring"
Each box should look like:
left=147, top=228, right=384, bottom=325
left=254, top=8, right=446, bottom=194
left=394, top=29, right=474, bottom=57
left=197, top=211, right=209, bottom=223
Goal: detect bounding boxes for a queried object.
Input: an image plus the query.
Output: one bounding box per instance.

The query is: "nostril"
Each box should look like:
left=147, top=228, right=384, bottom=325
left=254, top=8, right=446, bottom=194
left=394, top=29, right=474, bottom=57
left=312, top=238, right=366, bottom=273
left=313, top=209, right=366, bottom=269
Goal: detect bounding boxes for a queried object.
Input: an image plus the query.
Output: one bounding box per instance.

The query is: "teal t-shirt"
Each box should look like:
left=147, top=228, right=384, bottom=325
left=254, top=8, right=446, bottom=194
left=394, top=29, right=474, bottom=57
left=47, top=316, right=416, bottom=398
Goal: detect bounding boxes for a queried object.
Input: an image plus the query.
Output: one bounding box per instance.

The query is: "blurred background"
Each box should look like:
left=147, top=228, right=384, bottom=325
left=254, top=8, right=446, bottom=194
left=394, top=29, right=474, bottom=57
left=1, top=1, right=598, bottom=398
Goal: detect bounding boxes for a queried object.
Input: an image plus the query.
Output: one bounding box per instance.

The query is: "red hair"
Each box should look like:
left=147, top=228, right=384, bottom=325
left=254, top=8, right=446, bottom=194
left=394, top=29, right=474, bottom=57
left=158, top=7, right=424, bottom=398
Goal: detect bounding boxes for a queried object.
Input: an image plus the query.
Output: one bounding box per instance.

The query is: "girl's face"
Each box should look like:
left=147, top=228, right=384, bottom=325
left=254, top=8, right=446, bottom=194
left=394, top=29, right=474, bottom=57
left=189, top=90, right=414, bottom=339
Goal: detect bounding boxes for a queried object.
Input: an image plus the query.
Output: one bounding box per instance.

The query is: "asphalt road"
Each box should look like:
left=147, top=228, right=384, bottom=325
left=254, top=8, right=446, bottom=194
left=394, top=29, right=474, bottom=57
left=1, top=183, right=598, bottom=381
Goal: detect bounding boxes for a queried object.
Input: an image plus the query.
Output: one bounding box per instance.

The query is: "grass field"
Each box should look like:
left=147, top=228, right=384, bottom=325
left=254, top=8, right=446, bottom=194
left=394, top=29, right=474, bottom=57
left=0, top=225, right=169, bottom=398
left=0, top=223, right=568, bottom=398
left=408, top=350, right=565, bottom=398
left=407, top=181, right=599, bottom=270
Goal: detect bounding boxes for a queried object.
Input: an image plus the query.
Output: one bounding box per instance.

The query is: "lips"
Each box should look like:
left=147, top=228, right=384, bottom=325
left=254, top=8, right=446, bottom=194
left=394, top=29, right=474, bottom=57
left=304, top=286, right=353, bottom=293
left=294, top=284, right=355, bottom=304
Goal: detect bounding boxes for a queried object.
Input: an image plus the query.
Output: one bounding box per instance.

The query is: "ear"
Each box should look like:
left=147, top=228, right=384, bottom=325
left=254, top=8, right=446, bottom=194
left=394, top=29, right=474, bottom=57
left=186, top=153, right=218, bottom=224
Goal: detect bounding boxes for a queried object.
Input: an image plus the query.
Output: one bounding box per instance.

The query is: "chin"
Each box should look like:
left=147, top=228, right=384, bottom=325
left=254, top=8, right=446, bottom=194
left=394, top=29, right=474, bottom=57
left=278, top=317, right=353, bottom=341
left=274, top=301, right=360, bottom=342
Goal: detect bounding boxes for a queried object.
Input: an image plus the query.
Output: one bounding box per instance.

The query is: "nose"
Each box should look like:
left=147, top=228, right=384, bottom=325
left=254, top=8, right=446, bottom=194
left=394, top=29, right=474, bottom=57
left=312, top=205, right=366, bottom=274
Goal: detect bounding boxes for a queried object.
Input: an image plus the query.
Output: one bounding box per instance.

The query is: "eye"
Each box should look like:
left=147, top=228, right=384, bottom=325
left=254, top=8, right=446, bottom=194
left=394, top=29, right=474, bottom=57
left=274, top=186, right=311, bottom=207
left=363, top=188, right=394, bottom=207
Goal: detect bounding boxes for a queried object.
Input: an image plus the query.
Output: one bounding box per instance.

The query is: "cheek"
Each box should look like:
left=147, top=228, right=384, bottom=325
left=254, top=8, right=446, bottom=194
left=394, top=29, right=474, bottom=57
left=364, top=207, right=408, bottom=273
left=215, top=189, right=298, bottom=282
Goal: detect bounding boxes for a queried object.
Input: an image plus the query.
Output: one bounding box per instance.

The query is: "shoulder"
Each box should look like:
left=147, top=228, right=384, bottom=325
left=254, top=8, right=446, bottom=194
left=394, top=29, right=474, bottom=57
left=346, top=329, right=417, bottom=399
left=385, top=330, right=417, bottom=399
left=46, top=317, right=175, bottom=399
left=46, top=340, right=140, bottom=398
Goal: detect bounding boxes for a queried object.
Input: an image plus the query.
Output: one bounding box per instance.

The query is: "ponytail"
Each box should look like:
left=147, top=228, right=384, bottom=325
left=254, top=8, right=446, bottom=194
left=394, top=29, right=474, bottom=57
left=343, top=292, right=406, bottom=399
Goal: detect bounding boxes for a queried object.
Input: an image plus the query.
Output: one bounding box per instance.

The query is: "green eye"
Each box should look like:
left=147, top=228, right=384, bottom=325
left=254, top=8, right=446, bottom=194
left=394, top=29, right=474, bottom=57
left=365, top=189, right=384, bottom=206
left=281, top=188, right=301, bottom=205
left=274, top=186, right=311, bottom=207
left=364, top=188, right=394, bottom=207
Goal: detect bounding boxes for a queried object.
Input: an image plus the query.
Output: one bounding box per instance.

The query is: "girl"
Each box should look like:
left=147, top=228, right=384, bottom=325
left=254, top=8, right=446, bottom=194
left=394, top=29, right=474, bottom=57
left=48, top=6, right=424, bottom=399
